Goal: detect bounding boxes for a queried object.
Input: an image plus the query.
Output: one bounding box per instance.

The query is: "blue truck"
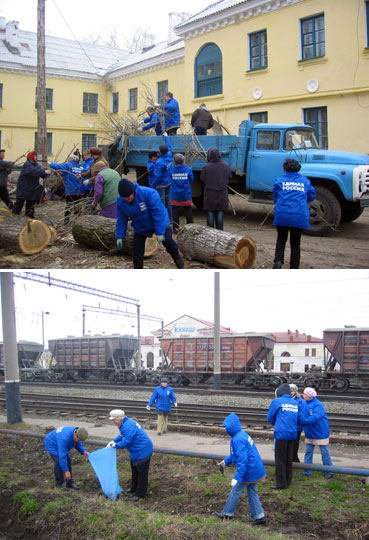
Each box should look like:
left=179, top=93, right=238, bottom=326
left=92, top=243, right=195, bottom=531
left=124, top=121, right=369, bottom=236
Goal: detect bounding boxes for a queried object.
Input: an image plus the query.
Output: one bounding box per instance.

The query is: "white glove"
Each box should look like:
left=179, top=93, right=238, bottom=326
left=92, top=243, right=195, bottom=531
left=83, top=179, right=90, bottom=186
left=231, top=478, right=237, bottom=487
left=139, top=119, right=145, bottom=125
left=44, top=169, right=50, bottom=175
left=154, top=102, right=160, bottom=107
left=157, top=234, right=165, bottom=244
left=137, top=127, right=143, bottom=132
left=106, top=440, right=116, bottom=448
left=39, top=178, right=44, bottom=185
left=146, top=405, right=151, bottom=411
left=174, top=403, right=177, bottom=408
left=217, top=460, right=225, bottom=467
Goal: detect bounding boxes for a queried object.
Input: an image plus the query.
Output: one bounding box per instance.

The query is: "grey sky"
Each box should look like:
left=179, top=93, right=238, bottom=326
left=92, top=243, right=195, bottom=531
left=1, top=269, right=368, bottom=346
left=0, top=0, right=211, bottom=46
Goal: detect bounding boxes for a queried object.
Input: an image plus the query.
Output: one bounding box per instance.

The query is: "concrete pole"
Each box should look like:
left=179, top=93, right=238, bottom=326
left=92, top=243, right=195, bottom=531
left=37, top=0, right=47, bottom=165
left=213, top=272, right=221, bottom=390
left=136, top=304, right=141, bottom=370
left=0, top=272, right=22, bottom=423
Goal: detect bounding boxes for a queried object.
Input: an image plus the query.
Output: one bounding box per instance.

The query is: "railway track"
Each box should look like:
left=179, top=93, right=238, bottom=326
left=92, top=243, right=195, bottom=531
left=13, top=381, right=369, bottom=403
left=1, top=393, right=368, bottom=434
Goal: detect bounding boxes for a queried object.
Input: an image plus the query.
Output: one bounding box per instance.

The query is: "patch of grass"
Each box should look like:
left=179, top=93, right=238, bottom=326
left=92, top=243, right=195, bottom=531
left=171, top=494, right=187, bottom=502
left=13, top=490, right=41, bottom=516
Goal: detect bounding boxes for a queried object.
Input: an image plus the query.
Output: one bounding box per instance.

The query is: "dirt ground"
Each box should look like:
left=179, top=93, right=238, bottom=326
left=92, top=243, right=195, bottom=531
left=0, top=431, right=368, bottom=540
left=1, top=170, right=368, bottom=269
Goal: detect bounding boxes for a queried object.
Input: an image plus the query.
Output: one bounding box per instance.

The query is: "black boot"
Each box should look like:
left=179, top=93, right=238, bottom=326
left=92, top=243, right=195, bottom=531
left=173, top=253, right=184, bottom=269
left=133, top=260, right=144, bottom=269
left=273, top=261, right=282, bottom=269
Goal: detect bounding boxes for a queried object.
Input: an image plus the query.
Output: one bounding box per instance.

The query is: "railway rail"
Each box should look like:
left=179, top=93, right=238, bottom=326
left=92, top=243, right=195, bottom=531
left=1, top=393, right=368, bottom=435
left=11, top=381, right=369, bottom=403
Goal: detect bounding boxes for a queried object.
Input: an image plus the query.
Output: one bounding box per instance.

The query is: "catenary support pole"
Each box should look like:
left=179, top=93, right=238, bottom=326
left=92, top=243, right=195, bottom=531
left=0, top=273, right=22, bottom=423
left=213, top=272, right=221, bottom=390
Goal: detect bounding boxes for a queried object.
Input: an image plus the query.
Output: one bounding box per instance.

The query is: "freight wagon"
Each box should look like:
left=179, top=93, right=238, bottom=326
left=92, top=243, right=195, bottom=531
left=0, top=341, right=46, bottom=381
left=310, top=327, right=369, bottom=392
left=48, top=334, right=144, bottom=384
left=158, top=334, right=277, bottom=387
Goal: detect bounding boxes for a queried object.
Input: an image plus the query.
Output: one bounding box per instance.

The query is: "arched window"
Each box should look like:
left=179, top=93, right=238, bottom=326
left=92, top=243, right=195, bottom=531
left=147, top=352, right=154, bottom=368
left=281, top=351, right=291, bottom=357
left=195, top=43, right=222, bottom=98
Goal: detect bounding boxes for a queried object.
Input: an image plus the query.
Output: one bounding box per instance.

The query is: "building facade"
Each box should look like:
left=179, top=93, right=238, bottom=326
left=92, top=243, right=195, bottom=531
left=1, top=0, right=368, bottom=161
left=271, top=330, right=324, bottom=373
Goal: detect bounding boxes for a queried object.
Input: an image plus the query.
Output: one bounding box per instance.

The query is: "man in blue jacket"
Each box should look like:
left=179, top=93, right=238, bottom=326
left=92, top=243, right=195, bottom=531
left=147, top=376, right=177, bottom=435
left=152, top=135, right=173, bottom=221
left=169, top=154, right=194, bottom=232
left=115, top=178, right=184, bottom=269
left=163, top=92, right=180, bottom=135
left=106, top=409, right=153, bottom=501
left=301, top=387, right=334, bottom=478
left=267, top=382, right=300, bottom=490
left=272, top=158, right=316, bottom=269
left=44, top=426, right=89, bottom=489
left=50, top=155, right=84, bottom=225
left=214, top=413, right=266, bottom=525
left=140, top=107, right=163, bottom=136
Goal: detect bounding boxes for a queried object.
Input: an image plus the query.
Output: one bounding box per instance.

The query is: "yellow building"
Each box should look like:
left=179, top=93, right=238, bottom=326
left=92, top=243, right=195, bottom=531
left=1, top=0, right=368, bottom=162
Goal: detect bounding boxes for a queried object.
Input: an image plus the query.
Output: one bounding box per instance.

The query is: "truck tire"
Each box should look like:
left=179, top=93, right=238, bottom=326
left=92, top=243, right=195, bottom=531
left=135, top=166, right=149, bottom=186
left=306, top=186, right=342, bottom=236
left=340, top=202, right=364, bottom=223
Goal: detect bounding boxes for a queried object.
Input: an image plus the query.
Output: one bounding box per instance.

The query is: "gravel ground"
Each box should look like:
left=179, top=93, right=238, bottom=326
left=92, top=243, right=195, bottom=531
left=19, top=385, right=368, bottom=415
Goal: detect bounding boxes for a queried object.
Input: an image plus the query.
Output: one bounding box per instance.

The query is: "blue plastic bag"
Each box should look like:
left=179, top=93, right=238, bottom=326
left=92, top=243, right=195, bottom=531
left=88, top=447, right=123, bottom=501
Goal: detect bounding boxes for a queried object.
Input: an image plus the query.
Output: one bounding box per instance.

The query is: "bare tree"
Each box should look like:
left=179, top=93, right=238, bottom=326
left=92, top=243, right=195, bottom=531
left=124, top=27, right=156, bottom=53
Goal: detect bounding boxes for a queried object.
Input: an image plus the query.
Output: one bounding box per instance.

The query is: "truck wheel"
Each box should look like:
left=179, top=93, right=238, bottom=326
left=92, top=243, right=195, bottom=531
left=135, top=167, right=149, bottom=186
left=306, top=186, right=342, bottom=236
left=192, top=195, right=204, bottom=210
left=340, top=202, right=364, bottom=223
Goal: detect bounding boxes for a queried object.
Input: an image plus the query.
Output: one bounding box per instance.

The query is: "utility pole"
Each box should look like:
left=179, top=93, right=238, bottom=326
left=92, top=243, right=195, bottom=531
left=0, top=273, right=22, bottom=423
left=213, top=272, right=221, bottom=390
left=37, top=0, right=47, bottom=165
left=136, top=304, right=142, bottom=370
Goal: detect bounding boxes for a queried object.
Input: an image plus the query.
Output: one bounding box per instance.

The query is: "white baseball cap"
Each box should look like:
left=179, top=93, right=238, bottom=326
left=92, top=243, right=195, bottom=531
left=109, top=409, right=125, bottom=420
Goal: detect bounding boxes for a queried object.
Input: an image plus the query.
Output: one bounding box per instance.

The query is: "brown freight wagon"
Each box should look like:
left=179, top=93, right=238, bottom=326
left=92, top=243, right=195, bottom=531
left=321, top=327, right=369, bottom=391
left=0, top=341, right=45, bottom=381
left=158, top=334, right=278, bottom=387
left=48, top=334, right=143, bottom=384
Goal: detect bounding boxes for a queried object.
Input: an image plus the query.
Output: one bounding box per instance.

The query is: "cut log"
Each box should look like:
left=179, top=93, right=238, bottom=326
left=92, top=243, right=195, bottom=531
left=0, top=209, right=52, bottom=254
left=72, top=214, right=158, bottom=257
left=177, top=224, right=257, bottom=269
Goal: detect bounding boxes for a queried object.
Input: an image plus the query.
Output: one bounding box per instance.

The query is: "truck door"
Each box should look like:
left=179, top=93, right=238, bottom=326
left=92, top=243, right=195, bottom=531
left=247, top=129, right=286, bottom=196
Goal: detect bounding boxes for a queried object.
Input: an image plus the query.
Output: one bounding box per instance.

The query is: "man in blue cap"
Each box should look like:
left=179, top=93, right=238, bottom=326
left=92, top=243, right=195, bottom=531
left=115, top=178, right=184, bottom=269
left=146, top=376, right=177, bottom=435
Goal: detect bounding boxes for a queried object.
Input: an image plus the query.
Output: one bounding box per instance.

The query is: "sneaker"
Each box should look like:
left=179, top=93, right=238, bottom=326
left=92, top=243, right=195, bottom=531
left=66, top=482, right=80, bottom=490
left=324, top=473, right=334, bottom=479
left=214, top=512, right=233, bottom=520
left=248, top=517, right=266, bottom=526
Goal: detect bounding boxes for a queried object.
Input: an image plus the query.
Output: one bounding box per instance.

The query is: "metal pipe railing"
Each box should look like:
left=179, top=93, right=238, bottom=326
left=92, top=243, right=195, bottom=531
left=1, top=428, right=368, bottom=477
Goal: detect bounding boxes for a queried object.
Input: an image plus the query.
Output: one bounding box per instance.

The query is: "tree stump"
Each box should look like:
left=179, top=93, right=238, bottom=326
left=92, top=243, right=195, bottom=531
left=72, top=215, right=158, bottom=257
left=177, top=224, right=257, bottom=269
left=0, top=208, right=52, bottom=254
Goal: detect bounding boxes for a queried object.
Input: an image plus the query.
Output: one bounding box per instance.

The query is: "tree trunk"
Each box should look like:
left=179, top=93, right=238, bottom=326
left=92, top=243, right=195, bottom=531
left=72, top=214, right=158, bottom=257
left=0, top=209, right=52, bottom=254
left=177, top=224, right=256, bottom=269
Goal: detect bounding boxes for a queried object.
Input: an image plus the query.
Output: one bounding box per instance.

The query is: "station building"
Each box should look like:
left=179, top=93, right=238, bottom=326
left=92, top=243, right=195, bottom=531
left=0, top=0, right=368, bottom=161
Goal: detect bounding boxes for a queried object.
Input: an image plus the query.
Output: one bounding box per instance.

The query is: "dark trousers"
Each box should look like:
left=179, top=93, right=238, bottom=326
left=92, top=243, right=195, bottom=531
left=0, top=186, right=13, bottom=208
left=274, top=439, right=295, bottom=488
left=167, top=127, right=178, bottom=136
left=12, top=198, right=37, bottom=218
left=292, top=431, right=302, bottom=462
left=133, top=226, right=182, bottom=268
left=207, top=210, right=224, bottom=230
left=130, top=456, right=151, bottom=498
left=194, top=127, right=207, bottom=136
left=172, top=205, right=193, bottom=231
left=49, top=452, right=72, bottom=486
left=275, top=226, right=303, bottom=269
left=64, top=194, right=84, bottom=225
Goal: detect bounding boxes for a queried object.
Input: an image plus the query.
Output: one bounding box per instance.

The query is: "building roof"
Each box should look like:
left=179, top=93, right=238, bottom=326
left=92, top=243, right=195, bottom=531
left=152, top=314, right=237, bottom=335
left=271, top=331, right=322, bottom=343
left=0, top=20, right=129, bottom=80
left=140, top=336, right=155, bottom=345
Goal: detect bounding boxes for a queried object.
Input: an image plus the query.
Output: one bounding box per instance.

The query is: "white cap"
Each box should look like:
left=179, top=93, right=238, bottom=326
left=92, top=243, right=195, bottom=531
left=109, top=409, right=125, bottom=420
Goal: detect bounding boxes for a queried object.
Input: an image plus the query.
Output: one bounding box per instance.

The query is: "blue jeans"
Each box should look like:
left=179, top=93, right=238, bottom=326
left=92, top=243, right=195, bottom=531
left=222, top=481, right=264, bottom=519
left=303, top=444, right=333, bottom=475
left=157, top=185, right=172, bottom=221
left=207, top=211, right=224, bottom=230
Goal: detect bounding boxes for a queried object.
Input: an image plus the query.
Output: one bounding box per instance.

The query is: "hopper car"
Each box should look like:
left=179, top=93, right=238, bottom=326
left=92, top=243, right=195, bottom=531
left=0, top=341, right=46, bottom=381
left=48, top=334, right=144, bottom=384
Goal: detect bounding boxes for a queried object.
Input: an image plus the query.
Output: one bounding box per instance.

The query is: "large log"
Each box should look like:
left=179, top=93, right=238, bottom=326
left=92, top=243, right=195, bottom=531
left=0, top=208, right=52, bottom=254
left=72, top=214, right=158, bottom=257
left=177, top=224, right=257, bottom=269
